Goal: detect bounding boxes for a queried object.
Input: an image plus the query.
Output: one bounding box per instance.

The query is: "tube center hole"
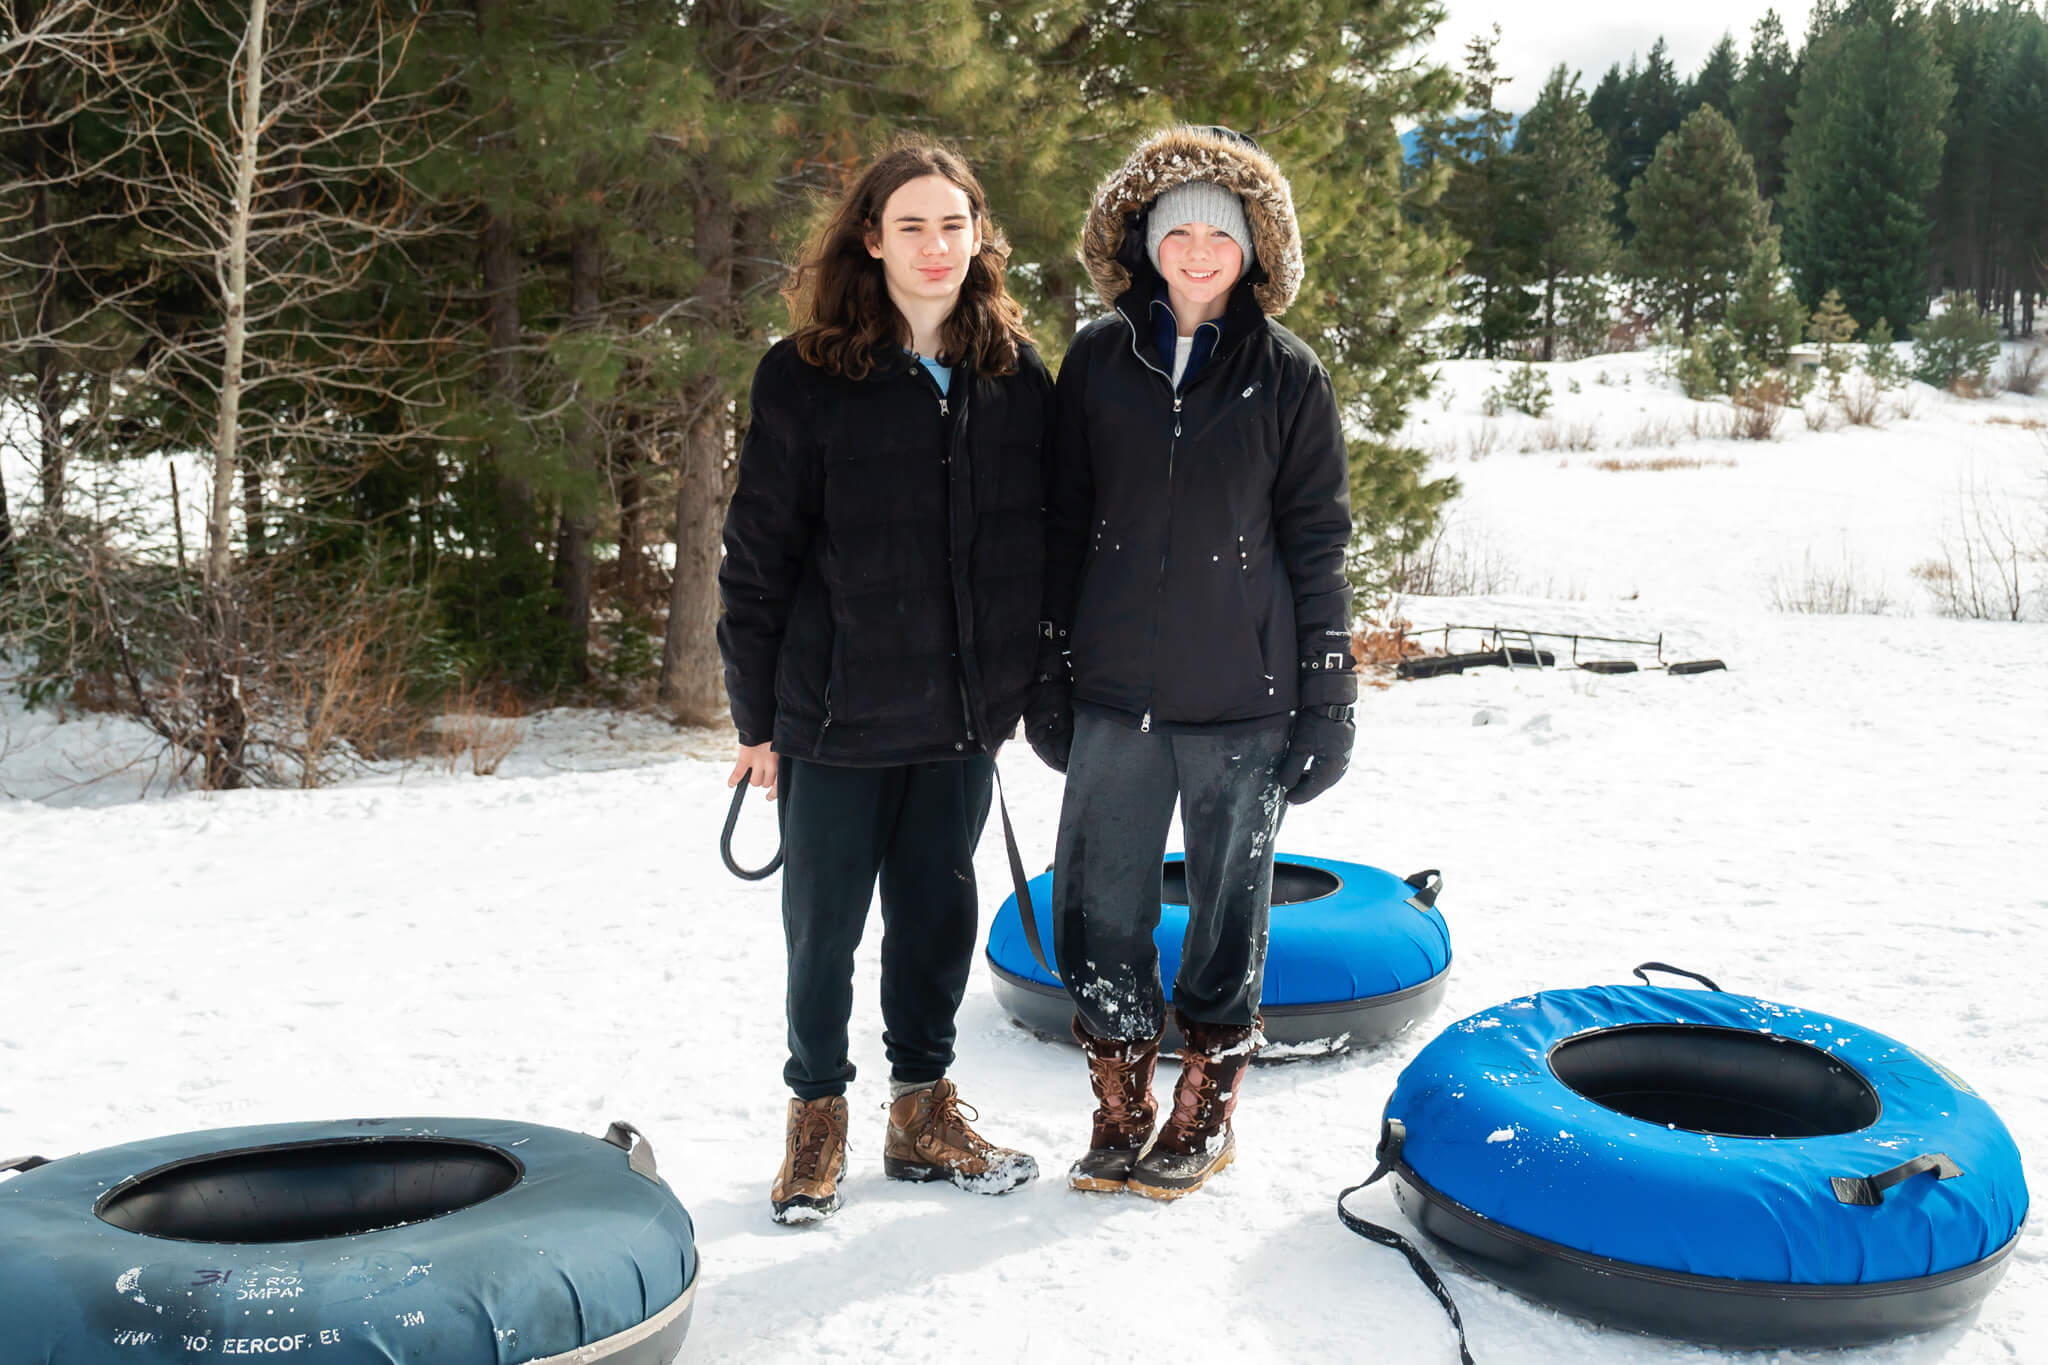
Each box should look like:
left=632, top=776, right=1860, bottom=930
left=1161, top=860, right=1340, bottom=907
left=97, top=1138, right=520, bottom=1243
left=1549, top=1025, right=1880, bottom=1138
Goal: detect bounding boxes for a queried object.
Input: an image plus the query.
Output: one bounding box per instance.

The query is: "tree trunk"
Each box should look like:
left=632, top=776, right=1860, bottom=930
left=476, top=0, right=533, bottom=581
left=617, top=453, right=645, bottom=609
left=0, top=447, right=14, bottom=583
left=1542, top=273, right=1558, bottom=363
left=657, top=173, right=734, bottom=725
left=24, top=20, right=64, bottom=519
left=554, top=220, right=602, bottom=682
left=200, top=0, right=266, bottom=790
left=243, top=460, right=265, bottom=560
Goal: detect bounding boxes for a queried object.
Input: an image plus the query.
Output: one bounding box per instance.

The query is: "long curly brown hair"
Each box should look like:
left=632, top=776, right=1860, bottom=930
left=784, top=135, right=1030, bottom=380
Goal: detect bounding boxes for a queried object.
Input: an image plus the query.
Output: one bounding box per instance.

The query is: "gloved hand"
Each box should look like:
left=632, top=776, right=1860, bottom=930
left=1025, top=682, right=1073, bottom=773
left=1274, top=706, right=1353, bottom=805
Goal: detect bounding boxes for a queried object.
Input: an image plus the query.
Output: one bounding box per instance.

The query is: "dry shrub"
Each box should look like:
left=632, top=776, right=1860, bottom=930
left=1769, top=548, right=1893, bottom=615
left=1889, top=392, right=1921, bottom=421
left=1999, top=344, right=2047, bottom=396
left=1839, top=377, right=1883, bottom=426
left=1626, top=415, right=1685, bottom=448
left=1950, top=373, right=1996, bottom=400
left=1915, top=477, right=2035, bottom=621
left=1801, top=400, right=1831, bottom=432
left=1465, top=420, right=1501, bottom=459
left=1390, top=521, right=1518, bottom=597
left=1595, top=455, right=1735, bottom=472
left=1351, top=616, right=1428, bottom=683
left=1984, top=414, right=2047, bottom=431
left=1731, top=378, right=1792, bottom=442
left=438, top=684, right=526, bottom=776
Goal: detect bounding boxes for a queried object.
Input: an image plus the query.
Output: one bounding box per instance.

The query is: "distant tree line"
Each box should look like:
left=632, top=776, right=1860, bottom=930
left=1415, top=0, right=2048, bottom=360
left=0, top=0, right=1462, bottom=785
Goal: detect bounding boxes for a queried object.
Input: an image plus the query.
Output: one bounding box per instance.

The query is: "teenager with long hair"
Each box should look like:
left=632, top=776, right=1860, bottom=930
left=1028, top=126, right=1357, bottom=1199
left=719, top=136, right=1051, bottom=1224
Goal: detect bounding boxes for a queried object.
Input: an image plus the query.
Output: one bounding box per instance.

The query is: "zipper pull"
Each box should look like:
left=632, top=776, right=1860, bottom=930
left=1140, top=710, right=1152, bottom=733
left=1172, top=395, right=1182, bottom=437
left=939, top=397, right=949, bottom=416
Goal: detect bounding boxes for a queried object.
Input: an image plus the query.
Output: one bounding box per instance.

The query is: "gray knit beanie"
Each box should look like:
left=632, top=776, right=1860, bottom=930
left=1145, top=180, right=1256, bottom=276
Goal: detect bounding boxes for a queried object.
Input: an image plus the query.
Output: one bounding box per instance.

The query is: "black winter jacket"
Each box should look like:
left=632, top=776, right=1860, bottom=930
left=1044, top=287, right=1354, bottom=727
left=718, top=338, right=1053, bottom=764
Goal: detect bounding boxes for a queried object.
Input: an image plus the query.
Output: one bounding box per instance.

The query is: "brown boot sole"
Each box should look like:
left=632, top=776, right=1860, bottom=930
left=1126, top=1142, right=1236, bottom=1202
left=883, top=1155, right=1038, bottom=1193
left=770, top=1189, right=842, bottom=1225
left=1067, top=1171, right=1129, bottom=1193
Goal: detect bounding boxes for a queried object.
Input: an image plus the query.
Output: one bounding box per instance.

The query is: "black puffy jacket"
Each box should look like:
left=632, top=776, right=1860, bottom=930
left=718, top=337, right=1052, bottom=764
left=1045, top=125, right=1355, bottom=728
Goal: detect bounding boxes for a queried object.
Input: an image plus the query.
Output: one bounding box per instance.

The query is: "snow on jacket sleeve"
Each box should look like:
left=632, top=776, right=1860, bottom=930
left=1274, top=360, right=1358, bottom=707
left=717, top=351, right=820, bottom=747
left=1041, top=338, right=1094, bottom=654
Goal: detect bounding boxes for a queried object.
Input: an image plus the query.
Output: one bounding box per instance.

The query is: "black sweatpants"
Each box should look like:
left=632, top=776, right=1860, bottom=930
left=1052, top=709, right=1290, bottom=1041
left=778, top=755, right=994, bottom=1101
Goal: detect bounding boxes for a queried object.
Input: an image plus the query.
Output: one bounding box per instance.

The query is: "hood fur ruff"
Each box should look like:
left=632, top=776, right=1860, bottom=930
left=1081, top=126, right=1304, bottom=317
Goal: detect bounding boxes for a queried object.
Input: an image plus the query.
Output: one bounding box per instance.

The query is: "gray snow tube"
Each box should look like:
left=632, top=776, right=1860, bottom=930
left=0, top=1117, right=697, bottom=1364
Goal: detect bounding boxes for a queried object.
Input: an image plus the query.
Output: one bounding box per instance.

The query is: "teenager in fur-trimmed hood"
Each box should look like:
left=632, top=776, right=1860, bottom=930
left=1028, top=125, right=1357, bottom=1200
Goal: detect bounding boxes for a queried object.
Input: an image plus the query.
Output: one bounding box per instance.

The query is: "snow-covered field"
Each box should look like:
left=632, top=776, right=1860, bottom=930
left=3, top=354, right=2045, bottom=1363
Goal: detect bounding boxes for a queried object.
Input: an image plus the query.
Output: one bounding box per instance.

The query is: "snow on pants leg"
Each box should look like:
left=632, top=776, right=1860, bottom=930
left=777, top=755, right=995, bottom=1101
left=1052, top=710, right=1289, bottom=1041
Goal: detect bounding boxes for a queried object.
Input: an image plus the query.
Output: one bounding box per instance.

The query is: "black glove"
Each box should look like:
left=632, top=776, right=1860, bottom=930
left=1274, top=706, right=1353, bottom=805
left=1025, top=682, right=1073, bottom=773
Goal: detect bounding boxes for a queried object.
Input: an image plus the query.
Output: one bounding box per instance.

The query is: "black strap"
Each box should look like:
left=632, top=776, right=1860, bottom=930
left=602, top=1121, right=661, bottom=1182
left=1632, top=961, right=1721, bottom=992
left=1335, top=1121, right=1476, bottom=1364
left=721, top=778, right=784, bottom=881
left=1832, top=1152, right=1962, bottom=1206
left=0, top=1155, right=49, bottom=1175
left=993, top=763, right=1056, bottom=978
left=1403, top=869, right=1443, bottom=911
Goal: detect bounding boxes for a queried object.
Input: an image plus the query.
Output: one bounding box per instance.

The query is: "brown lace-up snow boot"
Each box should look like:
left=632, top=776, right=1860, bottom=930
left=884, top=1079, right=1039, bottom=1194
left=1068, top=1017, right=1162, bottom=1192
left=1126, top=1011, right=1261, bottom=1201
left=771, top=1095, right=849, bottom=1225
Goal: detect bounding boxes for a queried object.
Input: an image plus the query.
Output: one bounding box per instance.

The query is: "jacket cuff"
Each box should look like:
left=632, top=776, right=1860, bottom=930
left=1299, top=648, right=1357, bottom=707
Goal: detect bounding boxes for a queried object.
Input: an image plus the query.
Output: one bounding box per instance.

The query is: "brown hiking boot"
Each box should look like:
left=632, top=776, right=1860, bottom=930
left=1127, top=1011, right=1261, bottom=1201
left=884, top=1079, right=1039, bottom=1195
left=771, top=1095, right=849, bottom=1225
left=1068, top=1017, right=1162, bottom=1192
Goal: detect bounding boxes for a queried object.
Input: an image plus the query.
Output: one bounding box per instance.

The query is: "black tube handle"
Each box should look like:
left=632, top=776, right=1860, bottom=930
left=1403, top=869, right=1443, bottom=911
left=0, top=1155, right=50, bottom=1176
left=1832, top=1153, right=1962, bottom=1206
left=1632, top=961, right=1722, bottom=992
left=721, top=778, right=784, bottom=881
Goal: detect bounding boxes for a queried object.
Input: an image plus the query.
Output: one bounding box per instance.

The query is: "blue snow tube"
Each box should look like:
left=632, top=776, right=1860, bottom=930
left=1363, top=973, right=2028, bottom=1348
left=0, top=1117, right=697, bottom=1364
left=986, top=853, right=1451, bottom=1055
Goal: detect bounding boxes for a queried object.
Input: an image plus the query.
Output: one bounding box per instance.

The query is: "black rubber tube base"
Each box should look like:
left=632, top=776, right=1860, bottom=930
left=989, top=960, right=1450, bottom=1059
left=1389, top=1167, right=2019, bottom=1349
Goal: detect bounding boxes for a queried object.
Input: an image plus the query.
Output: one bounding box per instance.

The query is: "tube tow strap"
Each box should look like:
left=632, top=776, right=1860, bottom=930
left=994, top=763, right=1055, bottom=978
left=721, top=778, right=784, bottom=881
left=1336, top=1120, right=1476, bottom=1365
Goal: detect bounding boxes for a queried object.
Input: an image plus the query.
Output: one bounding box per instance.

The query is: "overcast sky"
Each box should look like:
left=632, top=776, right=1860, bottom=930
left=1421, top=2, right=1821, bottom=112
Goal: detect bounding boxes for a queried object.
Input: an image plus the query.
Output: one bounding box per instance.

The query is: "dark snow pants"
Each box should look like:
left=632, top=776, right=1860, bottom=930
left=1052, top=709, right=1290, bottom=1042
left=778, top=755, right=994, bottom=1101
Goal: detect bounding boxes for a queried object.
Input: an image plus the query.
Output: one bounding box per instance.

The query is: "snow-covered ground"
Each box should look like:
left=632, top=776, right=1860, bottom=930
left=3, top=354, right=2046, bottom=1363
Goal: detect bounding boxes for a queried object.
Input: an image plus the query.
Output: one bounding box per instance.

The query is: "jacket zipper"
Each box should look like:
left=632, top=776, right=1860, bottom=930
left=913, top=357, right=980, bottom=749
left=1120, top=313, right=1185, bottom=737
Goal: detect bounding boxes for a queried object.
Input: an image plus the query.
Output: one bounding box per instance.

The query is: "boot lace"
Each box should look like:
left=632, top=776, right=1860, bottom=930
left=788, top=1105, right=835, bottom=1182
left=926, top=1089, right=995, bottom=1156
left=1089, top=1053, right=1149, bottom=1129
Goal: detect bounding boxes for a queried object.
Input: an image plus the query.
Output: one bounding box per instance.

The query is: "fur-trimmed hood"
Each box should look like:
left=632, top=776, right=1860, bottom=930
left=1080, top=125, right=1304, bottom=317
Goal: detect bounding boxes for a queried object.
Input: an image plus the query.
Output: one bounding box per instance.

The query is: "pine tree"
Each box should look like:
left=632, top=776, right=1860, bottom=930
left=1586, top=61, right=1633, bottom=226
left=1734, top=10, right=1800, bottom=208
left=1414, top=27, right=1539, bottom=357
left=1623, top=39, right=1684, bottom=188
left=1514, top=67, right=1619, bottom=360
left=1782, top=0, right=1955, bottom=328
left=1687, top=35, right=1741, bottom=122
left=1807, top=287, right=1860, bottom=390
left=1626, top=105, right=1772, bottom=333
left=1725, top=231, right=1807, bottom=368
